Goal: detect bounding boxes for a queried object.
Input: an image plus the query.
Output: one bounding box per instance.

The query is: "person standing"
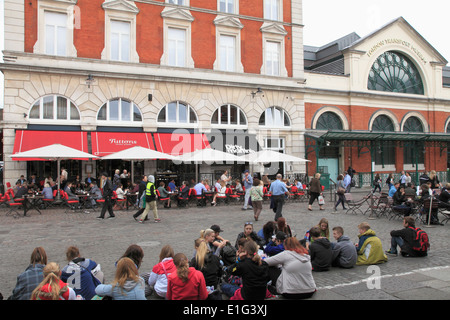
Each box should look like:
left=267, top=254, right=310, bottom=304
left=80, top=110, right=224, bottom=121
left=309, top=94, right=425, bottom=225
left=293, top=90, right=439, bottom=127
left=96, top=172, right=115, bottom=220
left=138, top=175, right=160, bottom=223
left=269, top=174, right=289, bottom=221
left=242, top=170, right=253, bottom=210
left=133, top=175, right=148, bottom=221
left=343, top=171, right=352, bottom=193
left=308, top=173, right=323, bottom=211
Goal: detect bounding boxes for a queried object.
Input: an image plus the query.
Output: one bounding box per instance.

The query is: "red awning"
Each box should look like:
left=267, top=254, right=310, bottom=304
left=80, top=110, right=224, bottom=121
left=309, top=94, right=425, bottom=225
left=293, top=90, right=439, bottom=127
left=91, top=132, right=155, bottom=157
left=12, top=130, right=89, bottom=161
left=153, top=133, right=210, bottom=156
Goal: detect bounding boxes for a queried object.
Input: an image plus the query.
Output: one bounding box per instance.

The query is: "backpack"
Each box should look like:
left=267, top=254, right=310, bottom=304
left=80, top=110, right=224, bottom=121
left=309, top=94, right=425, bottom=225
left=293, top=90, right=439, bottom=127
left=409, top=227, right=430, bottom=253
left=221, top=242, right=237, bottom=267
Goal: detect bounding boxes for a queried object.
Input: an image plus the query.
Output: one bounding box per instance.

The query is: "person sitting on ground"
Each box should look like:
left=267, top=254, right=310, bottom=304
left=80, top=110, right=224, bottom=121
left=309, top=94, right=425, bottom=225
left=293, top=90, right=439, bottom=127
left=355, top=222, right=388, bottom=265
left=234, top=222, right=265, bottom=250
left=386, top=216, right=429, bottom=257
left=275, top=217, right=293, bottom=238
left=157, top=181, right=171, bottom=208
left=166, top=253, right=209, bottom=300
left=31, top=262, right=77, bottom=300
left=9, top=247, right=47, bottom=300
left=210, top=224, right=230, bottom=249
left=308, top=226, right=332, bottom=272
left=264, top=231, right=287, bottom=257
left=190, top=238, right=223, bottom=295
left=226, top=240, right=270, bottom=300
left=95, top=257, right=146, bottom=300
left=303, top=218, right=330, bottom=250
left=60, top=246, right=103, bottom=300
left=257, top=221, right=277, bottom=246
left=199, top=229, right=225, bottom=257
left=117, top=244, right=150, bottom=295
left=148, top=245, right=176, bottom=299
left=264, top=237, right=316, bottom=300
left=330, top=226, right=357, bottom=269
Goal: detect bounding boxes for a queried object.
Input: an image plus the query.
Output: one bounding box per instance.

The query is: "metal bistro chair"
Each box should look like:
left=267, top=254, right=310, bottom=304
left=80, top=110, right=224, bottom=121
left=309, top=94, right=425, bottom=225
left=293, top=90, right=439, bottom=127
left=344, top=193, right=367, bottom=215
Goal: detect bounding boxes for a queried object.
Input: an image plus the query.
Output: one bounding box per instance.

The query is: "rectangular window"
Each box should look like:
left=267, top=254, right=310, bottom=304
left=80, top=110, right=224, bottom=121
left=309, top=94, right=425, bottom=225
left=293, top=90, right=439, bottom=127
left=111, top=20, right=131, bottom=62
left=219, top=35, right=236, bottom=72
left=264, top=0, right=279, bottom=20
left=219, top=0, right=235, bottom=13
left=266, top=41, right=280, bottom=76
left=168, top=0, right=185, bottom=5
left=43, top=96, right=54, bottom=120
left=168, top=28, right=186, bottom=67
left=109, top=100, right=120, bottom=121
left=45, top=11, right=67, bottom=56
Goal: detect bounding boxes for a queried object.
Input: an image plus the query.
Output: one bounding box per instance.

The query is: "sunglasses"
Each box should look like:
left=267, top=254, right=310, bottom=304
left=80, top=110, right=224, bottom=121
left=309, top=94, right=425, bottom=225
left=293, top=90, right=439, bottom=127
left=244, top=222, right=253, bottom=226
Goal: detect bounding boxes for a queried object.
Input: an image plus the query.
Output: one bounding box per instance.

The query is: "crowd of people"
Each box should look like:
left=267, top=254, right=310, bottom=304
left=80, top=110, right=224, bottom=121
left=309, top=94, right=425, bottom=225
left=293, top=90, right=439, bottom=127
left=4, top=212, right=430, bottom=300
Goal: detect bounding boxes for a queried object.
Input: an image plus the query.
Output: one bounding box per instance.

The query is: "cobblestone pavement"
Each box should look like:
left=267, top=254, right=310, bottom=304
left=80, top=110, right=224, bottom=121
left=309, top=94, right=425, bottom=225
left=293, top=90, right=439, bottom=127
left=1, top=190, right=450, bottom=300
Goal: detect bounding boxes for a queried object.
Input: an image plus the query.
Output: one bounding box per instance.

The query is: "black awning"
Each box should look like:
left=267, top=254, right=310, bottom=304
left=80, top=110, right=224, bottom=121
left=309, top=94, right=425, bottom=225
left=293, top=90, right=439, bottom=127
left=306, top=130, right=450, bottom=142
left=206, top=129, right=261, bottom=155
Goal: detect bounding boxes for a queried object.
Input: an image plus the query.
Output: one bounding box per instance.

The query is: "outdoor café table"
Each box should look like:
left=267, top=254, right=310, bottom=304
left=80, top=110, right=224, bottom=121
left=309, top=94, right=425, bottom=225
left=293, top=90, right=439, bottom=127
left=126, top=192, right=138, bottom=210
left=22, top=194, right=44, bottom=216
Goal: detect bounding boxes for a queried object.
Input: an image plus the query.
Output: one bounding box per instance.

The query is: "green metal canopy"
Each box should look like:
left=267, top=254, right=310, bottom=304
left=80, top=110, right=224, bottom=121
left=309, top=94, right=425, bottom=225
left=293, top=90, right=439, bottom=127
left=306, top=130, right=450, bottom=142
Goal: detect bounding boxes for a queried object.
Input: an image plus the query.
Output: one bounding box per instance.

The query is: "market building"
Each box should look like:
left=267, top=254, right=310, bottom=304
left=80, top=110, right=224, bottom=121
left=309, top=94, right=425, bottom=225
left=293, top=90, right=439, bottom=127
left=303, top=17, right=450, bottom=188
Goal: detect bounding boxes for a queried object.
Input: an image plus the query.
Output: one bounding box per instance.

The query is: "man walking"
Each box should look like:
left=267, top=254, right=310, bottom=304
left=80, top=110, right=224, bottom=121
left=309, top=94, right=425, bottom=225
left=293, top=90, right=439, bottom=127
left=138, top=175, right=160, bottom=223
left=96, top=172, right=115, bottom=220
left=269, top=174, right=289, bottom=221
left=242, top=169, right=253, bottom=210
left=133, top=175, right=148, bottom=221
left=343, top=171, right=352, bottom=193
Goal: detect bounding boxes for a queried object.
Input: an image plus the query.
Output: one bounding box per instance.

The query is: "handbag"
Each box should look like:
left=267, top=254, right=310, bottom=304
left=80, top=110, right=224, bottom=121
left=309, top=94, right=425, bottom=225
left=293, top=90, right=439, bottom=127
left=318, top=195, right=325, bottom=205
left=337, top=187, right=345, bottom=195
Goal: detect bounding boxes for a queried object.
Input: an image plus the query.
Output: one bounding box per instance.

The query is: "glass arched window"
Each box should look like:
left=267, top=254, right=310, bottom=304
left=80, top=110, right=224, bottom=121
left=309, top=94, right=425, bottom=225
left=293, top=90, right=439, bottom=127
left=403, top=116, right=424, bottom=165
left=316, top=111, right=343, bottom=130
left=157, top=101, right=197, bottom=124
left=368, top=51, right=424, bottom=95
left=29, top=95, right=80, bottom=121
left=97, top=98, right=142, bottom=122
left=372, top=115, right=395, bottom=166
left=211, top=104, right=247, bottom=126
left=259, top=107, right=290, bottom=127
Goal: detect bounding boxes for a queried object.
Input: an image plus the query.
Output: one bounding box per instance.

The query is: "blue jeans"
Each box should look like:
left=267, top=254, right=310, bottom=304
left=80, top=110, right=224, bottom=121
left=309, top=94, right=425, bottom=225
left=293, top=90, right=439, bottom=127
left=390, top=236, right=404, bottom=254
left=220, top=283, right=240, bottom=297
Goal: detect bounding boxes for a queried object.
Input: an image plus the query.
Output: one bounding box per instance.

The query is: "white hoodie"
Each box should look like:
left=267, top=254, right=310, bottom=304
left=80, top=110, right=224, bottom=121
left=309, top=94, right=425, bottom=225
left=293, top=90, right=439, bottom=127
left=264, top=250, right=316, bottom=294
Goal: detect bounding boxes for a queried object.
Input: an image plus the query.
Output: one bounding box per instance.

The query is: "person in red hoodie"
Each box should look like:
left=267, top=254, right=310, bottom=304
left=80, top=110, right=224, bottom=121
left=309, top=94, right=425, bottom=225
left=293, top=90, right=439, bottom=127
left=166, top=253, right=208, bottom=300
left=31, top=262, right=76, bottom=300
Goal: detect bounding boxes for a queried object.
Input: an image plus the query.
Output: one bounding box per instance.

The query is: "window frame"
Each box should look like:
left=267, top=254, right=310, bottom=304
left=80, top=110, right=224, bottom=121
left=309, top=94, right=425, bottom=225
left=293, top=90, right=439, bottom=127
left=157, top=101, right=198, bottom=127
left=211, top=104, right=247, bottom=128
left=28, top=95, right=81, bottom=124
left=218, top=0, right=239, bottom=14
left=97, top=98, right=143, bottom=126
left=34, top=0, right=78, bottom=57
left=263, top=0, right=282, bottom=21
left=259, top=106, right=291, bottom=128
left=167, top=27, right=187, bottom=67
left=213, top=15, right=244, bottom=72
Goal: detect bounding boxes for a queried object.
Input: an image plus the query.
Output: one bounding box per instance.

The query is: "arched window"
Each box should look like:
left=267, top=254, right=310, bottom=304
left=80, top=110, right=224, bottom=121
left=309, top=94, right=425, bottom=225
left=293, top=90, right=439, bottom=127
left=211, top=104, right=247, bottom=126
left=372, top=115, right=395, bottom=166
left=157, top=101, right=197, bottom=124
left=403, top=116, right=424, bottom=165
left=97, top=98, right=142, bottom=123
left=259, top=107, right=290, bottom=127
left=316, top=111, right=343, bottom=130
left=29, top=95, right=80, bottom=121
left=368, top=51, right=424, bottom=95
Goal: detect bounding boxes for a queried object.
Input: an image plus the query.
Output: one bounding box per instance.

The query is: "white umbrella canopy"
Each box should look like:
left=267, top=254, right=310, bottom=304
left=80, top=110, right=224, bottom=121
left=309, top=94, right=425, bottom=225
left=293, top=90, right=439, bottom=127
left=241, top=149, right=310, bottom=164
left=178, top=147, right=245, bottom=164
left=10, top=144, right=98, bottom=199
left=11, top=143, right=99, bottom=160
left=101, top=146, right=178, bottom=184
left=101, top=146, right=177, bottom=161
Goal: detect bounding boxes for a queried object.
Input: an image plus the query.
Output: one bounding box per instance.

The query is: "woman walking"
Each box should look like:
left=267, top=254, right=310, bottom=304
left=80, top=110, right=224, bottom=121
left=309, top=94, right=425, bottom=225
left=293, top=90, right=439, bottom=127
left=308, top=173, right=323, bottom=211
left=335, top=174, right=347, bottom=210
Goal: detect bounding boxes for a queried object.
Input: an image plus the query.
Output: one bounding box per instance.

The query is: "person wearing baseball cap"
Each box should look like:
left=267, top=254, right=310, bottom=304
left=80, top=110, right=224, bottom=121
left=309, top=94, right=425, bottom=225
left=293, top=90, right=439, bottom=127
left=210, top=225, right=230, bottom=248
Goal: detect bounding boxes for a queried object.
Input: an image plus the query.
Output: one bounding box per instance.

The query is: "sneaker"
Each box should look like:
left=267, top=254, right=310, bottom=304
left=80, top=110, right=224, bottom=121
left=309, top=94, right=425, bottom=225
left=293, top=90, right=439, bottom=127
left=385, top=250, right=397, bottom=256
left=107, top=216, right=116, bottom=219
left=139, top=219, right=143, bottom=223
left=154, top=219, right=161, bottom=223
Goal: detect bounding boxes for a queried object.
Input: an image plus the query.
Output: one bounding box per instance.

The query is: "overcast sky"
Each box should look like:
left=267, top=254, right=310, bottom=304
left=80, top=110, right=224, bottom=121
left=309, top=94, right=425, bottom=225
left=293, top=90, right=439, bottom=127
left=303, top=0, right=450, bottom=64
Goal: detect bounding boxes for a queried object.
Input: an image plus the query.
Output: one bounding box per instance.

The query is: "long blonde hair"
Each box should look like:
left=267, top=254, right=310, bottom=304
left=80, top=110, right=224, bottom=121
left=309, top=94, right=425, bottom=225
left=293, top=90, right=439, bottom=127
left=194, top=238, right=208, bottom=270
left=112, top=257, right=140, bottom=294
left=31, top=262, right=68, bottom=300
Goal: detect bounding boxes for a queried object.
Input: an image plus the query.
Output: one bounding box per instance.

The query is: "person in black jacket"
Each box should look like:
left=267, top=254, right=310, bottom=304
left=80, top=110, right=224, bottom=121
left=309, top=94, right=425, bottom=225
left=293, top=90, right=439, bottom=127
left=386, top=216, right=428, bottom=257
left=133, top=175, right=148, bottom=220
left=308, top=226, right=332, bottom=272
left=97, top=172, right=115, bottom=219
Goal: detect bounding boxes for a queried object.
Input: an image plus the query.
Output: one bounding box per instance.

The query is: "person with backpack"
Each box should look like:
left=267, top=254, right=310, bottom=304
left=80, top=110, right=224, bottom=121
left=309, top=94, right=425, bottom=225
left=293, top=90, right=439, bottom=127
left=386, top=216, right=429, bottom=257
